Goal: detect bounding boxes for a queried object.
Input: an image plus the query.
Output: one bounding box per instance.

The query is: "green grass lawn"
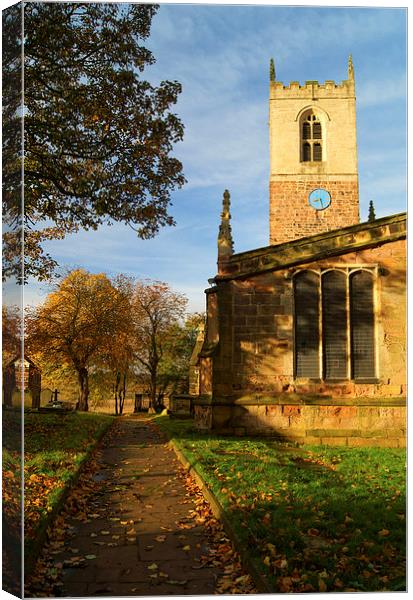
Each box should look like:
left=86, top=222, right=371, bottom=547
left=3, top=410, right=114, bottom=553
left=156, top=416, right=406, bottom=593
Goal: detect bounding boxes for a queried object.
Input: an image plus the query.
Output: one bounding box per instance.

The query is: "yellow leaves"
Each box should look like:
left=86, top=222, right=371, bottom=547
left=147, top=563, right=158, bottom=571
left=182, top=545, right=191, bottom=552
left=155, top=535, right=166, bottom=542
left=278, top=576, right=293, bottom=593
left=262, top=512, right=271, bottom=525
left=266, top=543, right=276, bottom=556
left=263, top=555, right=271, bottom=567
left=276, top=559, right=288, bottom=570
left=4, top=470, right=15, bottom=479
left=378, top=529, right=390, bottom=537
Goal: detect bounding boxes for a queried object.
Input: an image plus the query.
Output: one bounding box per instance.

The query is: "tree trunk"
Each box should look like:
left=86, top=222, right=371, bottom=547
left=114, top=372, right=119, bottom=416
left=148, top=370, right=157, bottom=413
left=119, top=372, right=126, bottom=415
left=134, top=393, right=142, bottom=413
left=76, top=367, right=89, bottom=411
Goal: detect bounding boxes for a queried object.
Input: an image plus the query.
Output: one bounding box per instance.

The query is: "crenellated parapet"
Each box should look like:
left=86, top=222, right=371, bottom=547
left=270, top=78, right=354, bottom=99
left=269, top=55, right=355, bottom=99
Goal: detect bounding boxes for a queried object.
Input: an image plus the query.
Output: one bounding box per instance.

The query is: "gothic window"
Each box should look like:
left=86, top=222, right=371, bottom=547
left=301, top=112, right=323, bottom=162
left=294, top=269, right=376, bottom=380
left=302, top=121, right=311, bottom=140
left=294, top=271, right=320, bottom=378
left=313, top=143, right=322, bottom=162
left=350, top=271, right=376, bottom=379
left=303, top=143, right=311, bottom=162
left=313, top=121, right=322, bottom=139
left=322, top=271, right=347, bottom=379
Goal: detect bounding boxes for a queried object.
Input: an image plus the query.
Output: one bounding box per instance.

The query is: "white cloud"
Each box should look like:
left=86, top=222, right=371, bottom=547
left=357, top=75, right=406, bottom=107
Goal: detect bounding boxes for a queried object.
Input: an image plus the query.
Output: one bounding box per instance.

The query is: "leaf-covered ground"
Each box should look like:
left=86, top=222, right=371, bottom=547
left=157, top=416, right=406, bottom=593
left=23, top=412, right=114, bottom=543
left=2, top=408, right=114, bottom=591
left=25, top=416, right=257, bottom=597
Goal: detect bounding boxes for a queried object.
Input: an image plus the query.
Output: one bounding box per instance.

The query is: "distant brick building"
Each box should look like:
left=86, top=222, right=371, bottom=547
left=193, top=58, right=406, bottom=447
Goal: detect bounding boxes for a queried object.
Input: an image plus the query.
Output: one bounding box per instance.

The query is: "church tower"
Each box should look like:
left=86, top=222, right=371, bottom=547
left=269, top=57, right=360, bottom=245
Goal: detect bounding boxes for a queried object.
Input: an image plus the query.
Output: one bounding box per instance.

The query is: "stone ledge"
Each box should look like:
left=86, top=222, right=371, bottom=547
left=192, top=394, right=406, bottom=407
left=307, top=428, right=406, bottom=439
left=213, top=212, right=406, bottom=282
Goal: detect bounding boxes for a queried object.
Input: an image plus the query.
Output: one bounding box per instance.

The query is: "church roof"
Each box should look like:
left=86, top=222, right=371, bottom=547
left=214, top=212, right=406, bottom=282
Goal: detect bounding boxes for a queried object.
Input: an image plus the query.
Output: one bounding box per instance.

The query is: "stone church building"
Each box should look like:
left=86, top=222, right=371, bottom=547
left=192, top=58, right=406, bottom=447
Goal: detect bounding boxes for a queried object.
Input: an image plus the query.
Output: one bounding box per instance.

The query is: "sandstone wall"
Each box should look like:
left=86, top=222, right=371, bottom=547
left=269, top=178, right=359, bottom=244
left=211, top=238, right=406, bottom=400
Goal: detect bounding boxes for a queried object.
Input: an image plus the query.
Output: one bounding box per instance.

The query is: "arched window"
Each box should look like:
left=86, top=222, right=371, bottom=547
left=302, top=121, right=311, bottom=140
left=313, top=143, right=322, bottom=162
left=313, top=121, right=322, bottom=139
left=350, top=271, right=376, bottom=379
left=294, top=271, right=320, bottom=378
left=293, top=268, right=377, bottom=382
left=300, top=111, right=323, bottom=162
left=322, top=271, right=347, bottom=379
left=303, top=143, right=311, bottom=162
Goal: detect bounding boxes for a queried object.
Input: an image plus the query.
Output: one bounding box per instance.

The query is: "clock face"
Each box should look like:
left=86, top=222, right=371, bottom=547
left=309, top=188, right=331, bottom=211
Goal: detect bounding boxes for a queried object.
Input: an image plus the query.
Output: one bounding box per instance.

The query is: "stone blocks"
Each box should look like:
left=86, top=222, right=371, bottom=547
left=269, top=179, right=359, bottom=245
left=194, top=399, right=406, bottom=447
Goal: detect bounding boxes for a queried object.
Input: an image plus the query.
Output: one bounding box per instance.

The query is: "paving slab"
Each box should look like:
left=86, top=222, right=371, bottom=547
left=29, top=414, right=255, bottom=596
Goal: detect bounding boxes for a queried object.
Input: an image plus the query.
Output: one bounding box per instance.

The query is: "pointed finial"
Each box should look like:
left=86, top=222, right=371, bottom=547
left=270, top=58, right=276, bottom=82
left=348, top=54, right=354, bottom=80
left=218, top=189, right=234, bottom=260
left=368, top=200, right=376, bottom=222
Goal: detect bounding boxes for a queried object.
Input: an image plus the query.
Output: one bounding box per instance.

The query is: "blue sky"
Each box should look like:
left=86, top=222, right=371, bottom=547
left=11, top=2, right=408, bottom=313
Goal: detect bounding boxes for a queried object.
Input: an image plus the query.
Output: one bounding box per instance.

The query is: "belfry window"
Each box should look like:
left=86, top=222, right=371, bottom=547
left=294, top=269, right=377, bottom=380
left=301, top=113, right=323, bottom=162
left=303, top=143, right=311, bottom=162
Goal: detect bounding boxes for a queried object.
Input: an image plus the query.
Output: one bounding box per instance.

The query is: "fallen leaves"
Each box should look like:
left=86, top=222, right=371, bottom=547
left=178, top=466, right=256, bottom=595
left=378, top=529, right=390, bottom=537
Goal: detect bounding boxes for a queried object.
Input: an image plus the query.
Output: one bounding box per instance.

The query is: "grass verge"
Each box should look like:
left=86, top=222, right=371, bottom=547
left=156, top=416, right=406, bottom=593
left=2, top=409, right=114, bottom=579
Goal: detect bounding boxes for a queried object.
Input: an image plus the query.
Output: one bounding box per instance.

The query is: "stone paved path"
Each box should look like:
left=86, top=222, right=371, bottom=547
left=43, top=415, right=255, bottom=596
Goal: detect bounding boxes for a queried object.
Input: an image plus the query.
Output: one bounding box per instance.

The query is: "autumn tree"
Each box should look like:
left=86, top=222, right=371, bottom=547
left=2, top=305, right=21, bottom=365
left=3, top=3, right=185, bottom=282
left=26, top=269, right=124, bottom=411
left=131, top=281, right=187, bottom=412
left=98, top=274, right=135, bottom=416
left=156, top=312, right=205, bottom=398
